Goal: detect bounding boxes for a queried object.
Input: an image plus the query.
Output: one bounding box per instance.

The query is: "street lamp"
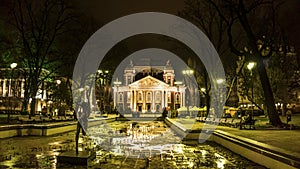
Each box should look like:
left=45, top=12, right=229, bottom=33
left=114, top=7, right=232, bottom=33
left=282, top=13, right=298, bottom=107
left=247, top=62, right=256, bottom=119
left=216, top=78, right=225, bottom=117
left=56, top=79, right=62, bottom=116
left=8, top=63, right=17, bottom=123
left=113, top=79, right=122, bottom=114
left=182, top=69, right=194, bottom=117
left=56, top=79, right=61, bottom=85
left=216, top=79, right=224, bottom=84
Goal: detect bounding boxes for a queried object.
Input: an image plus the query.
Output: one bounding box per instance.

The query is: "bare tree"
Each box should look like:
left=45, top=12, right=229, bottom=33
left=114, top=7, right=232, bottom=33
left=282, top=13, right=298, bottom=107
left=9, top=0, right=76, bottom=116
left=204, top=0, right=292, bottom=126
left=179, top=0, right=234, bottom=115
left=181, top=0, right=296, bottom=126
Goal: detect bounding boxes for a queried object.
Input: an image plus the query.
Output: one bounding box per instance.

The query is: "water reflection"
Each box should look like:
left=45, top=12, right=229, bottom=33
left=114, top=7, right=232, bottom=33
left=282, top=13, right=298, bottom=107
left=0, top=121, right=266, bottom=169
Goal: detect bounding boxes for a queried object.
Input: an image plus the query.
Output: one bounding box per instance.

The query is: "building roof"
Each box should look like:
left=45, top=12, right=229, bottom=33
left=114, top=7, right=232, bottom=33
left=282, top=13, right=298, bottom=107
left=129, top=75, right=170, bottom=89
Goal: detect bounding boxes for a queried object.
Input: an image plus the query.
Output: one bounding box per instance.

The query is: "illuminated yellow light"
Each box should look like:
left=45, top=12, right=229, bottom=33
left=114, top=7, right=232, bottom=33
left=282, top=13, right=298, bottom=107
left=217, top=79, right=224, bottom=84
left=10, top=63, right=17, bottom=69
left=247, top=62, right=255, bottom=70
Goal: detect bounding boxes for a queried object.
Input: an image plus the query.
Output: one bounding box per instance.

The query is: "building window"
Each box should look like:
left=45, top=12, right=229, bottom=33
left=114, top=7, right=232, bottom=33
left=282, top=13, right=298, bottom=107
left=118, top=93, right=123, bottom=102
left=127, top=77, right=131, bottom=84
left=156, top=91, right=161, bottom=101
left=167, top=92, right=171, bottom=103
left=138, top=92, right=143, bottom=101
left=146, top=92, right=151, bottom=102
left=127, top=92, right=131, bottom=103
left=176, top=93, right=180, bottom=103
left=167, top=77, right=171, bottom=84
left=0, top=81, right=2, bottom=96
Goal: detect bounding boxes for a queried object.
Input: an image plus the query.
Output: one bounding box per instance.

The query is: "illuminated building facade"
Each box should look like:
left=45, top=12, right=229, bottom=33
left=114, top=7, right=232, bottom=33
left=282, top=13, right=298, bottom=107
left=113, top=61, right=186, bottom=113
left=0, top=68, right=60, bottom=115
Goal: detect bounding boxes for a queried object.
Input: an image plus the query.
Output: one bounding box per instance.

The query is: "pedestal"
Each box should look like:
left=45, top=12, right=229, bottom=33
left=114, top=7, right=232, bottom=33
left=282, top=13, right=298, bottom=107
left=57, top=150, right=96, bottom=165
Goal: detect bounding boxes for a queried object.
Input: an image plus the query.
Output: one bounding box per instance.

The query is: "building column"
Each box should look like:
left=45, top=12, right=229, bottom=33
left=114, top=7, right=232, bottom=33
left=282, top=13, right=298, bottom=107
left=133, top=90, right=137, bottom=111
left=165, top=90, right=168, bottom=107
left=183, top=91, right=185, bottom=107
left=161, top=90, right=164, bottom=109
left=21, top=79, right=25, bottom=98
left=3, top=79, right=7, bottom=97
left=0, top=80, right=1, bottom=96
left=151, top=91, right=155, bottom=112
left=113, top=88, right=117, bottom=109
left=0, top=80, right=2, bottom=96
left=8, top=79, right=12, bottom=97
left=143, top=91, right=146, bottom=112
left=129, top=90, right=132, bottom=111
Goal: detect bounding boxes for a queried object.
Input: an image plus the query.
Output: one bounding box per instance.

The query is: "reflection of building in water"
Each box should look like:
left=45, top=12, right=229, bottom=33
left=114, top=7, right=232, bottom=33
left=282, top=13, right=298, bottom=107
left=113, top=60, right=186, bottom=113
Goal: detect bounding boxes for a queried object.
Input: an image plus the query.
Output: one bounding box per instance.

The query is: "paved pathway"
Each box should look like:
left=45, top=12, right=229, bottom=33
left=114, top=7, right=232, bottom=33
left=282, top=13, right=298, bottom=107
left=171, top=114, right=300, bottom=158
left=0, top=120, right=265, bottom=169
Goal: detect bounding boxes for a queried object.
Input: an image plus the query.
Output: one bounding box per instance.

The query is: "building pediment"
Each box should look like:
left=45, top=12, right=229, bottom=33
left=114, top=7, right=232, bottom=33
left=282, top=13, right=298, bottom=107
left=129, top=75, right=169, bottom=88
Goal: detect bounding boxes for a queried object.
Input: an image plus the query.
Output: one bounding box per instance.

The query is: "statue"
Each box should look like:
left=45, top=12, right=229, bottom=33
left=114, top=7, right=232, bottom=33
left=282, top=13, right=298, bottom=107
left=166, top=60, right=171, bottom=66
left=75, top=101, right=90, bottom=154
left=129, top=60, right=134, bottom=67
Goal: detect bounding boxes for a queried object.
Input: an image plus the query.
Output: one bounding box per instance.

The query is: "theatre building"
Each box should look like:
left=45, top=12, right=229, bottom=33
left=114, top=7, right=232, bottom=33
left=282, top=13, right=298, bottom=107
left=112, top=61, right=186, bottom=113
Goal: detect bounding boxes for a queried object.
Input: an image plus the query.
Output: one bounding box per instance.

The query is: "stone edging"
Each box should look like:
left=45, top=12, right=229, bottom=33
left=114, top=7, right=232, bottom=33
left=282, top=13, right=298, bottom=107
left=165, top=117, right=300, bottom=169
left=214, top=130, right=300, bottom=169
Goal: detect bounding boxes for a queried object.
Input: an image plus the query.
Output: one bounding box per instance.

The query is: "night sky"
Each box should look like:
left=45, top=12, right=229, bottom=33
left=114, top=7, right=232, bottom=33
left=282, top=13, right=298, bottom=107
left=0, top=0, right=299, bottom=63
left=73, top=0, right=185, bottom=24
left=73, top=0, right=300, bottom=54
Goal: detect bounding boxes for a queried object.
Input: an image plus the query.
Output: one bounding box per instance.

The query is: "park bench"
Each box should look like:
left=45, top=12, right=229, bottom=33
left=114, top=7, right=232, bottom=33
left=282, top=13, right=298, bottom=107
left=52, top=116, right=63, bottom=121
left=17, top=115, right=42, bottom=123
left=225, top=118, right=241, bottom=128
left=239, top=119, right=256, bottom=130
left=219, top=118, right=227, bottom=126
left=31, top=116, right=42, bottom=123
left=41, top=116, right=52, bottom=122
left=211, top=118, right=222, bottom=125
left=204, top=117, right=214, bottom=124
left=66, top=116, right=74, bottom=121
left=17, top=116, right=33, bottom=123
left=195, top=117, right=206, bottom=122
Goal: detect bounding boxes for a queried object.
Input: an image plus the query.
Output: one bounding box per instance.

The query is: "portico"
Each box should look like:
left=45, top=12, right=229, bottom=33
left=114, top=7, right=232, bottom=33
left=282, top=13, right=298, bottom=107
left=112, top=61, right=186, bottom=113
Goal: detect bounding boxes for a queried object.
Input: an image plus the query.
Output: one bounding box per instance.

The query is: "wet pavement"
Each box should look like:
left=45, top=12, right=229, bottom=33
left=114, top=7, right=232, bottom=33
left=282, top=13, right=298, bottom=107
left=0, top=121, right=266, bottom=169
left=173, top=115, right=300, bottom=157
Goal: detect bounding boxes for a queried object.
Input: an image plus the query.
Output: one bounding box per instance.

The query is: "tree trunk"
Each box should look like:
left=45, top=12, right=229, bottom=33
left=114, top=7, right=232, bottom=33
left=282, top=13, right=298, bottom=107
left=257, top=57, right=282, bottom=126
left=22, top=98, right=28, bottom=113
left=235, top=1, right=283, bottom=126
left=75, top=121, right=80, bottom=155
left=205, top=94, right=210, bottom=116
left=30, top=98, right=36, bottom=117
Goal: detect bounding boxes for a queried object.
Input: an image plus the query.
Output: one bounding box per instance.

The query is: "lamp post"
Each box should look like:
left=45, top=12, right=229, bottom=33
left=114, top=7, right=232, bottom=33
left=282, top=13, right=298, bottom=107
left=216, top=78, right=225, bottom=117
left=182, top=69, right=194, bottom=117
left=200, top=88, right=206, bottom=117
left=113, top=79, right=122, bottom=113
left=174, top=81, right=183, bottom=111
left=216, top=78, right=225, bottom=99
left=56, top=79, right=62, bottom=116
left=247, top=62, right=256, bottom=119
left=8, top=63, right=17, bottom=123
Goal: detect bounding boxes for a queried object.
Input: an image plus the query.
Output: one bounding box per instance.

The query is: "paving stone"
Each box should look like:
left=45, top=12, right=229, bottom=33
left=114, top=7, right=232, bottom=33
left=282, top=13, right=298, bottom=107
left=0, top=121, right=267, bottom=169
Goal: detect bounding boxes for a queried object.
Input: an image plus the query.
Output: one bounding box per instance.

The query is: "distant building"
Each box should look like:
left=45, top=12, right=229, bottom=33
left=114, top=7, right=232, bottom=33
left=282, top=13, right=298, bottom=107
left=112, top=60, right=186, bottom=113
left=0, top=68, right=54, bottom=114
